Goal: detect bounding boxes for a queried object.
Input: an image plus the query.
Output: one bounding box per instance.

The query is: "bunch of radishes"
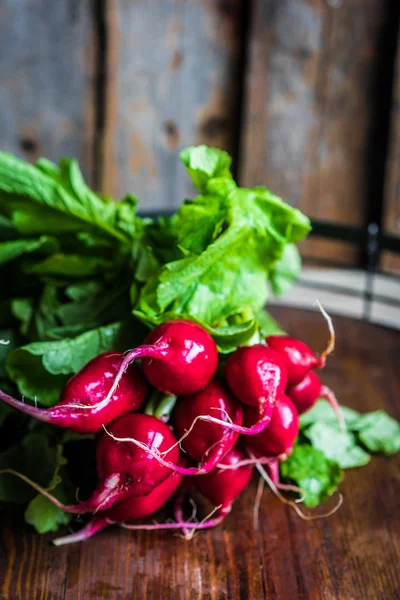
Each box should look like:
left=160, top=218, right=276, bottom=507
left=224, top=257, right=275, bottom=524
left=0, top=315, right=343, bottom=545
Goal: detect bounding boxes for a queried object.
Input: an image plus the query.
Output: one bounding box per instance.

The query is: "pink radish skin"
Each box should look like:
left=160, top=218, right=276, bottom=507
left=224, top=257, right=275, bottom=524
left=195, top=447, right=253, bottom=515
left=106, top=376, right=274, bottom=478
left=266, top=336, right=325, bottom=387
left=266, top=303, right=335, bottom=387
left=173, top=380, right=243, bottom=471
left=245, top=394, right=299, bottom=458
left=287, top=371, right=346, bottom=430
left=120, top=447, right=253, bottom=536
left=1, top=414, right=180, bottom=514
left=224, top=345, right=287, bottom=432
left=0, top=352, right=147, bottom=434
left=106, top=320, right=218, bottom=399
left=52, top=470, right=184, bottom=545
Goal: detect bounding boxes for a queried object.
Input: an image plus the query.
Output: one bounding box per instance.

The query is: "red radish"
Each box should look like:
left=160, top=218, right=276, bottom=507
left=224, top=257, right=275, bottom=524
left=120, top=447, right=253, bottom=536
left=266, top=302, right=335, bottom=387
left=105, top=320, right=218, bottom=400
left=195, top=446, right=253, bottom=516
left=224, top=345, right=287, bottom=432
left=244, top=394, right=299, bottom=459
left=1, top=414, right=180, bottom=514
left=52, top=470, right=184, bottom=546
left=287, top=371, right=346, bottom=431
left=0, top=352, right=147, bottom=434
left=106, top=373, right=280, bottom=477
left=173, top=380, right=243, bottom=472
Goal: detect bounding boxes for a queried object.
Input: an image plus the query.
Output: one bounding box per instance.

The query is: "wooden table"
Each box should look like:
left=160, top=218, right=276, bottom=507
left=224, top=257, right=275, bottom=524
left=1, top=307, right=399, bottom=600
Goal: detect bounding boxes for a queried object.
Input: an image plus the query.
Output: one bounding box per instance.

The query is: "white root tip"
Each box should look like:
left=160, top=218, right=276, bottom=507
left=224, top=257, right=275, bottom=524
left=252, top=455, right=343, bottom=520
left=253, top=476, right=265, bottom=530
left=314, top=299, right=335, bottom=360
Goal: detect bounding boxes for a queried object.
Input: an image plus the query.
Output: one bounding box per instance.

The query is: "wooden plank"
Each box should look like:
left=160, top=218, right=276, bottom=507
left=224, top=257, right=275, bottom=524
left=382, top=32, right=400, bottom=273
left=241, top=0, right=390, bottom=263
left=1, top=307, right=400, bottom=599
left=0, top=0, right=96, bottom=183
left=102, top=0, right=244, bottom=210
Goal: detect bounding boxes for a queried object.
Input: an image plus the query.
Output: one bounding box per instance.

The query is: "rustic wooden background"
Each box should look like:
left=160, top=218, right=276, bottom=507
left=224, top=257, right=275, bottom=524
left=0, top=0, right=399, bottom=268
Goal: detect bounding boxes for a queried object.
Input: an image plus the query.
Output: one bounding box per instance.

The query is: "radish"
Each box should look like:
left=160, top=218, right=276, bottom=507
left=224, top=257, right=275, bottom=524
left=120, top=446, right=253, bottom=536
left=52, top=470, right=184, bottom=545
left=1, top=414, right=180, bottom=514
left=105, top=320, right=218, bottom=399
left=287, top=371, right=346, bottom=431
left=266, top=302, right=335, bottom=387
left=0, top=352, right=147, bottom=434
left=106, top=370, right=284, bottom=477
left=173, top=380, right=243, bottom=472
left=195, top=446, right=253, bottom=517
left=244, top=394, right=299, bottom=459
left=224, top=345, right=287, bottom=431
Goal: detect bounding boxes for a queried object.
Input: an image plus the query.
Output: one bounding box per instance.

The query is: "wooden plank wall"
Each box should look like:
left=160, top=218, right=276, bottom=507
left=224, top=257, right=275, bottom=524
left=382, top=33, right=400, bottom=273
left=0, top=0, right=399, bottom=268
left=241, top=0, right=391, bottom=263
left=0, top=0, right=96, bottom=184
left=101, top=0, right=245, bottom=209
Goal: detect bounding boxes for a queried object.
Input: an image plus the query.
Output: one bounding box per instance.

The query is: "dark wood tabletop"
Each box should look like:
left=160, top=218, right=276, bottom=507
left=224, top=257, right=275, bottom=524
left=1, top=307, right=399, bottom=600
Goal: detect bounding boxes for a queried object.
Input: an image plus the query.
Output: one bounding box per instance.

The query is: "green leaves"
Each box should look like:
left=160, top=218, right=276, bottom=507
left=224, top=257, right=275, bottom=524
left=353, top=412, right=400, bottom=455
left=300, top=399, right=400, bottom=457
left=180, top=145, right=232, bottom=192
left=280, top=400, right=400, bottom=506
left=0, top=236, right=57, bottom=265
left=0, top=153, right=133, bottom=243
left=25, top=444, right=72, bottom=534
left=299, top=399, right=361, bottom=429
left=303, top=423, right=370, bottom=469
left=269, top=244, right=302, bottom=296
left=135, top=150, right=311, bottom=343
left=0, top=431, right=59, bottom=504
left=280, top=444, right=343, bottom=508
left=6, top=321, right=130, bottom=406
left=25, top=488, right=71, bottom=534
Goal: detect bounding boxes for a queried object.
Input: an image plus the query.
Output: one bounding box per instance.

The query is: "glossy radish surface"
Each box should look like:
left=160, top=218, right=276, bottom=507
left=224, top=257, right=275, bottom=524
left=106, top=320, right=218, bottom=399
left=119, top=446, right=254, bottom=536
left=266, top=336, right=323, bottom=387
left=222, top=345, right=287, bottom=434
left=53, top=470, right=184, bottom=545
left=287, top=371, right=345, bottom=430
left=0, top=352, right=147, bottom=433
left=3, top=414, right=180, bottom=515
left=173, top=380, right=243, bottom=471
left=195, top=446, right=253, bottom=514
left=106, top=470, right=183, bottom=522
left=96, top=413, right=180, bottom=499
left=225, top=345, right=287, bottom=408
left=245, top=394, right=299, bottom=458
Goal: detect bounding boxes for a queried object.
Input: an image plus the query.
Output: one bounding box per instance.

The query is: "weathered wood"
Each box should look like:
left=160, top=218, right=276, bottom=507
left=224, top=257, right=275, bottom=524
left=241, top=0, right=390, bottom=263
left=382, top=32, right=400, bottom=273
left=102, top=0, right=244, bottom=209
left=0, top=0, right=96, bottom=183
left=1, top=307, right=400, bottom=600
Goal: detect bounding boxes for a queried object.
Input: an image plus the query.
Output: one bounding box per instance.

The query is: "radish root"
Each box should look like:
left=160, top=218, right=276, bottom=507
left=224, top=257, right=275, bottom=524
left=314, top=300, right=335, bottom=361
left=253, top=476, right=265, bottom=530
left=251, top=456, right=343, bottom=520
left=118, top=504, right=225, bottom=540
left=321, top=385, right=347, bottom=433
left=0, top=469, right=124, bottom=515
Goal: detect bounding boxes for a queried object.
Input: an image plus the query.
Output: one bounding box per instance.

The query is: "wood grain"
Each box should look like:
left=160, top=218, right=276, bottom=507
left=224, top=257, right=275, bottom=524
left=1, top=307, right=399, bottom=600
left=101, top=0, right=244, bottom=210
left=382, top=31, right=400, bottom=273
left=241, top=0, right=390, bottom=263
left=0, top=0, right=96, bottom=183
